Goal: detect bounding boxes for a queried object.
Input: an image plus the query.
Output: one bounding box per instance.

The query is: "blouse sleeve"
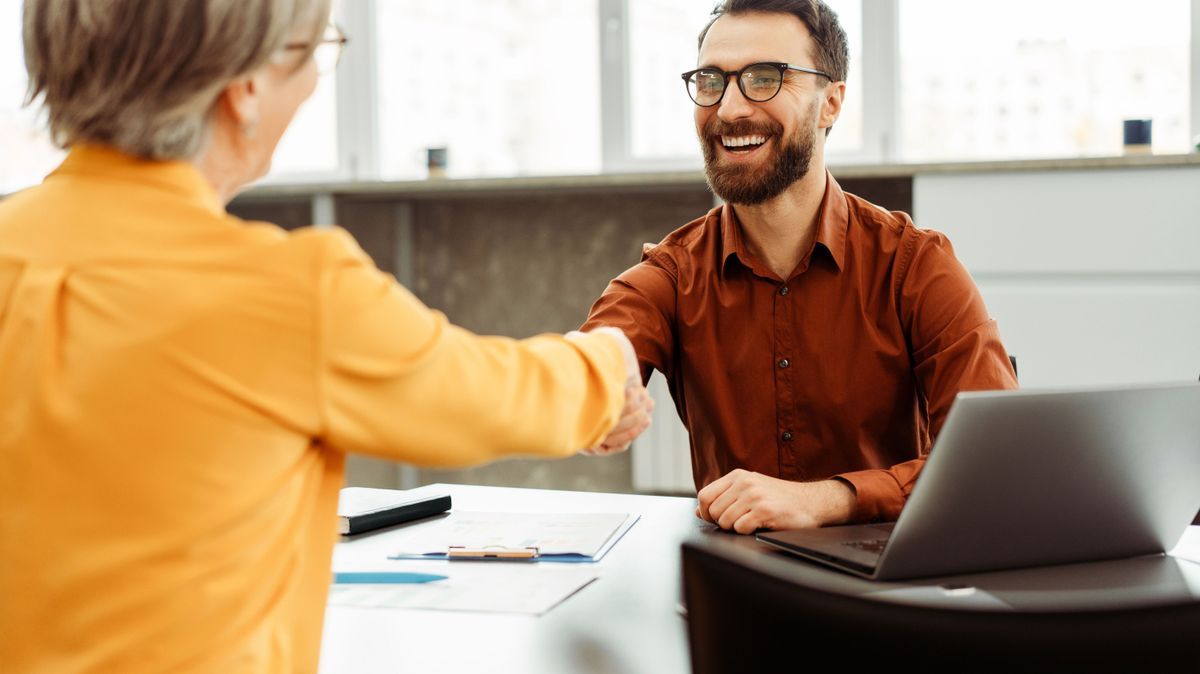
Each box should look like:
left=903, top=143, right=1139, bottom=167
left=314, top=230, right=627, bottom=466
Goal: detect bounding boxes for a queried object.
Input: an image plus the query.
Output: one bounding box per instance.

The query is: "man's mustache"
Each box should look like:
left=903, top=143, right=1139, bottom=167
left=702, top=119, right=783, bottom=140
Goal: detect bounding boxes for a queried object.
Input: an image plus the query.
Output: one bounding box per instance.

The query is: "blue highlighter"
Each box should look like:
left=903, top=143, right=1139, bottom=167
left=333, top=571, right=447, bottom=584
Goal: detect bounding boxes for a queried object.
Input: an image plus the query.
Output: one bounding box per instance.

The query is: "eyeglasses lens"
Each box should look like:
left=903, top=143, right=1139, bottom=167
left=314, top=42, right=340, bottom=74
left=313, top=23, right=345, bottom=75
left=688, top=70, right=726, bottom=106
left=740, top=65, right=782, bottom=101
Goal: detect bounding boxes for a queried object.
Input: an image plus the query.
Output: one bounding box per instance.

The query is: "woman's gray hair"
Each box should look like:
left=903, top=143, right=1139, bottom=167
left=23, top=0, right=331, bottom=160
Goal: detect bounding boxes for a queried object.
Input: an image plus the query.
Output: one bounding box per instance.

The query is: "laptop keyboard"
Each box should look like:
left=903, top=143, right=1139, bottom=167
left=842, top=539, right=888, bottom=553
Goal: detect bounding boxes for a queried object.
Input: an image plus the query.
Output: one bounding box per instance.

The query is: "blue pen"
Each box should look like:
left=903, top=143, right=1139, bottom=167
left=333, top=571, right=447, bottom=584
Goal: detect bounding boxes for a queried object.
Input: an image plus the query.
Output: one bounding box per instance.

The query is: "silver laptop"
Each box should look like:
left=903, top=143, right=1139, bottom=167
left=758, top=383, right=1200, bottom=581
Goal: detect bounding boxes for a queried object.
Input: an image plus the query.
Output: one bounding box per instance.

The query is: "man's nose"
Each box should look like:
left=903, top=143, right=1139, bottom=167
left=716, top=77, right=755, bottom=122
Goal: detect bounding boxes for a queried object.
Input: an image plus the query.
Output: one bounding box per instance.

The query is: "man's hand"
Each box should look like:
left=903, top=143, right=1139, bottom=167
left=695, top=470, right=857, bottom=533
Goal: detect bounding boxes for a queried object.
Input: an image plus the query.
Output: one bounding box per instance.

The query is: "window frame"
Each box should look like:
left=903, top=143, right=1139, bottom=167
left=597, top=0, right=1200, bottom=172
left=4, top=0, right=1199, bottom=190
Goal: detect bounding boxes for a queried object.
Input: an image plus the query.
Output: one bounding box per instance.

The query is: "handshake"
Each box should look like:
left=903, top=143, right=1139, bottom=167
left=567, top=327, right=655, bottom=457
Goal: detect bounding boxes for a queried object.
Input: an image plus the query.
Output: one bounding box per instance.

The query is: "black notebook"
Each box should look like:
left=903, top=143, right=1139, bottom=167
left=337, top=488, right=452, bottom=535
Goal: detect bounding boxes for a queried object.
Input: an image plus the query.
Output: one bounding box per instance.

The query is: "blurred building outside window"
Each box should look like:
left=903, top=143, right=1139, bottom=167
left=0, top=0, right=61, bottom=195
left=374, top=0, right=602, bottom=179
left=1, top=0, right=1196, bottom=194
left=898, top=0, right=1191, bottom=161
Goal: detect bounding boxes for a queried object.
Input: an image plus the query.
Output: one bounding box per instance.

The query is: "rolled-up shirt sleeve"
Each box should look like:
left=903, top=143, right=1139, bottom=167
left=315, top=229, right=628, bottom=466
left=581, top=245, right=679, bottom=384
left=835, top=229, right=1018, bottom=522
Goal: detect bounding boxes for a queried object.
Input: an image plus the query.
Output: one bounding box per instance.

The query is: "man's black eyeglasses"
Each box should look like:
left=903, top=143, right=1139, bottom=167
left=681, top=62, right=832, bottom=107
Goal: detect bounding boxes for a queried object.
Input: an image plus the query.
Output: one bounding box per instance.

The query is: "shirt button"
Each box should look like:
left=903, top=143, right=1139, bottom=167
left=781, top=431, right=793, bottom=442
left=778, top=358, right=790, bottom=368
left=779, top=286, right=790, bottom=296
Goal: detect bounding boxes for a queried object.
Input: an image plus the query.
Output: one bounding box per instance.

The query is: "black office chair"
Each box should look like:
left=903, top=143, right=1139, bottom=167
left=682, top=540, right=1200, bottom=672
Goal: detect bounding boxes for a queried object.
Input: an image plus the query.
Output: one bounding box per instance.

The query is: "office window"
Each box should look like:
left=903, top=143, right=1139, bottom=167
left=899, top=0, right=1191, bottom=161
left=823, top=0, right=862, bottom=157
left=0, top=2, right=63, bottom=195
left=267, top=70, right=339, bottom=179
left=265, top=1, right=343, bottom=179
left=628, top=0, right=863, bottom=164
left=0, top=2, right=339, bottom=193
left=374, top=1, right=602, bottom=179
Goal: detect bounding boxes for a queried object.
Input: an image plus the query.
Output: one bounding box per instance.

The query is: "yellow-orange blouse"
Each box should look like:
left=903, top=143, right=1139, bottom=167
left=0, top=147, right=626, bottom=672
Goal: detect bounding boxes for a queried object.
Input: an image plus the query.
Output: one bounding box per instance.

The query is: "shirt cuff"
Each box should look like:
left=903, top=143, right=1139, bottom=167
left=832, top=470, right=907, bottom=524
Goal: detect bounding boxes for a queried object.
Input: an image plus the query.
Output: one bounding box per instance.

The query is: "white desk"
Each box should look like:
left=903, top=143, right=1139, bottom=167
left=319, top=483, right=1200, bottom=673
left=319, top=484, right=703, bottom=674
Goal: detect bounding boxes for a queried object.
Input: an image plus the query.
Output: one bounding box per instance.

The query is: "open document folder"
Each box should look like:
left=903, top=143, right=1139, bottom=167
left=329, top=565, right=600, bottom=616
left=388, top=512, right=639, bottom=563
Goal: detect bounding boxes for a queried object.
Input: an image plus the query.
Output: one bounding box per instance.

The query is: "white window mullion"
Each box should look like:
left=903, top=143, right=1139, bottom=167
left=858, top=0, right=899, bottom=165
left=1191, top=0, right=1200, bottom=149
left=599, top=0, right=633, bottom=172
left=337, top=0, right=380, bottom=181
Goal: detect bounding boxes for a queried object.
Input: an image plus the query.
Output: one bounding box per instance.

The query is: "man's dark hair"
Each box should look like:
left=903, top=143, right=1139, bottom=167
left=698, top=0, right=849, bottom=84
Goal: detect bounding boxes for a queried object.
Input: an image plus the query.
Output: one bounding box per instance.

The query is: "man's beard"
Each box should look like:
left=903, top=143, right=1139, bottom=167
left=701, top=116, right=815, bottom=206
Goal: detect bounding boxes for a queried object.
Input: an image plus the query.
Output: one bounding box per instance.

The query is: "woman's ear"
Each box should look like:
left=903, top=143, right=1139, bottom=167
left=217, top=74, right=262, bottom=138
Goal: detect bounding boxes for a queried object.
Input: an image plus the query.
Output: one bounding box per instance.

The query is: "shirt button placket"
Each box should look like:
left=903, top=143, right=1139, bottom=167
left=774, top=278, right=800, bottom=478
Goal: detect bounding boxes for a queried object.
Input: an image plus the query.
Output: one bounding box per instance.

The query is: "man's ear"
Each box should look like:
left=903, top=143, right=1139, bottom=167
left=819, top=80, right=846, bottom=131
left=217, top=74, right=261, bottom=136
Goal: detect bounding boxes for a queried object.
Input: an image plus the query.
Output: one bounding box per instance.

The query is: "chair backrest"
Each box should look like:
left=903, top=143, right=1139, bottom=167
left=682, top=540, right=1200, bottom=671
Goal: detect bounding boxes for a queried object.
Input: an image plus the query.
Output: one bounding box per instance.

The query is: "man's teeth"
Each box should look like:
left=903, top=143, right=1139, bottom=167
left=721, top=135, right=767, bottom=148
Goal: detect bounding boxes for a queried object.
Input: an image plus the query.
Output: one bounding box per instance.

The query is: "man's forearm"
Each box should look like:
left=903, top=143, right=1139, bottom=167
left=819, top=479, right=857, bottom=527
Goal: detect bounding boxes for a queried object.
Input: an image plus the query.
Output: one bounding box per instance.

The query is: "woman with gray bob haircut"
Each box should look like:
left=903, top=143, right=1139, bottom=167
left=25, top=0, right=334, bottom=187
left=0, top=1, right=651, bottom=671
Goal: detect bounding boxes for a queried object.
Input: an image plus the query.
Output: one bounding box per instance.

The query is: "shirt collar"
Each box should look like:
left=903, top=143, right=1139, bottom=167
left=815, top=171, right=849, bottom=272
left=720, top=170, right=849, bottom=278
left=49, top=144, right=226, bottom=217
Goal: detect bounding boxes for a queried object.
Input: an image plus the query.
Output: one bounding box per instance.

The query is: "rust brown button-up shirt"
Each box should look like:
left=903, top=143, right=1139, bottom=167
left=583, top=173, right=1017, bottom=523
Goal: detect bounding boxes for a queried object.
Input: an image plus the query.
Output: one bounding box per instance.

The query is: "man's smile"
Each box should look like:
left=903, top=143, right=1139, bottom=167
left=721, top=134, right=768, bottom=149
left=716, top=134, right=772, bottom=159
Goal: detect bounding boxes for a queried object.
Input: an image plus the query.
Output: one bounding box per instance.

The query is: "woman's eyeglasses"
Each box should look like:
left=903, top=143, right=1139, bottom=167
left=284, top=22, right=348, bottom=75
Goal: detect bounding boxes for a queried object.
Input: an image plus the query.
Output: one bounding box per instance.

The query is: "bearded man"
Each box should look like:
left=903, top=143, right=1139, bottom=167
left=583, top=0, right=1018, bottom=533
